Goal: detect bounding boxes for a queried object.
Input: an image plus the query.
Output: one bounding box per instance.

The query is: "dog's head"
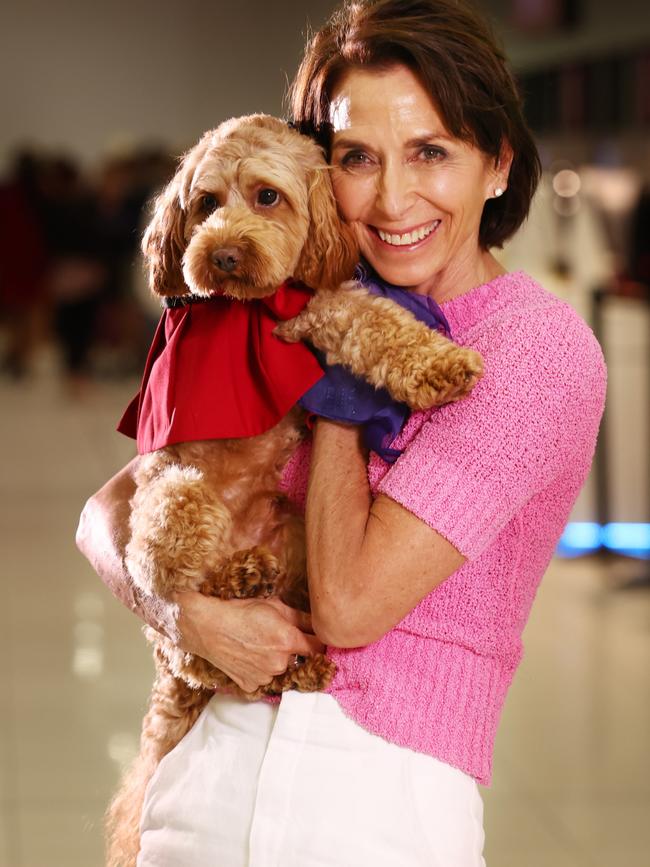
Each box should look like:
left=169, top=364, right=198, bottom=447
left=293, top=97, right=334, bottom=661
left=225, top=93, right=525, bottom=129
left=142, top=114, right=358, bottom=300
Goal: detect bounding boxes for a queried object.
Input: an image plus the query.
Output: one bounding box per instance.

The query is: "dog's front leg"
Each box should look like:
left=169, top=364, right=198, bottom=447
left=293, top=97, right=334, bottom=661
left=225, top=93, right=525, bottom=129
left=276, top=285, right=483, bottom=408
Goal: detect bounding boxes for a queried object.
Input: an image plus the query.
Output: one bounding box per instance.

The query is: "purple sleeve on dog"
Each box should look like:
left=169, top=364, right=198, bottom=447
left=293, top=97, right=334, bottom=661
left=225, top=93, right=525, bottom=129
left=299, top=264, right=451, bottom=463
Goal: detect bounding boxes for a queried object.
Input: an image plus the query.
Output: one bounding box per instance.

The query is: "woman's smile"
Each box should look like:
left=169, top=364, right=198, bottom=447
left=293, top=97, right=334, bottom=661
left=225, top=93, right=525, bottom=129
left=367, top=218, right=442, bottom=249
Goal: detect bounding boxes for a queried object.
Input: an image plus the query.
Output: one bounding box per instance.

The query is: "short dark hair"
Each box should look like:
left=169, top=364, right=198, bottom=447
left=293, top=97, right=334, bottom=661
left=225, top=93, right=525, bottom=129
left=289, top=0, right=541, bottom=249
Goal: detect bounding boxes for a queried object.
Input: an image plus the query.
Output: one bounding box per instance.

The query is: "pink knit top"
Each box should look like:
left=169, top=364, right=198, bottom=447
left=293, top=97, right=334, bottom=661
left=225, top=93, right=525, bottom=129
left=280, top=271, right=606, bottom=785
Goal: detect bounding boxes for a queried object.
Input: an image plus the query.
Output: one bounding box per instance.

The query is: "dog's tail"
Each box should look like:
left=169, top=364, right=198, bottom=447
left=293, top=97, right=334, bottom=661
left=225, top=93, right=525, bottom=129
left=105, top=666, right=212, bottom=867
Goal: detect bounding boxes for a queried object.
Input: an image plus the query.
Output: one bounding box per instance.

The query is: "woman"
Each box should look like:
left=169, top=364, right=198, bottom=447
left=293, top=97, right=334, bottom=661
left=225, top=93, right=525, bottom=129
left=77, top=1, right=606, bottom=864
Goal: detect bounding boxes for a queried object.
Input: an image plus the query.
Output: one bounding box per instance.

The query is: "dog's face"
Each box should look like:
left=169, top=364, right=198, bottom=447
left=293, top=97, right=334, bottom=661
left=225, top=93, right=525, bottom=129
left=143, top=115, right=358, bottom=300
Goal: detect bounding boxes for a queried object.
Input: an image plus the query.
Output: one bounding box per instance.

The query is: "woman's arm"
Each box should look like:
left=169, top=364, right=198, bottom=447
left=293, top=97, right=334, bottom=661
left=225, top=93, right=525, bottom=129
left=306, top=419, right=465, bottom=648
left=306, top=302, right=609, bottom=651
left=76, top=460, right=324, bottom=693
left=76, top=459, right=169, bottom=627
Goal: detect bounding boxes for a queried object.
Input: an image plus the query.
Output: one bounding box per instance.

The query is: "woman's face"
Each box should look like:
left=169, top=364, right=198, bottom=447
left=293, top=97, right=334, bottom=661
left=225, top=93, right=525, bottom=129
left=329, top=64, right=506, bottom=297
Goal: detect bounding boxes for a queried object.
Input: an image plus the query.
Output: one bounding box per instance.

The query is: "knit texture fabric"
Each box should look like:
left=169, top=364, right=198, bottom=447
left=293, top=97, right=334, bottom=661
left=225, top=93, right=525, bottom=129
left=280, top=271, right=606, bottom=785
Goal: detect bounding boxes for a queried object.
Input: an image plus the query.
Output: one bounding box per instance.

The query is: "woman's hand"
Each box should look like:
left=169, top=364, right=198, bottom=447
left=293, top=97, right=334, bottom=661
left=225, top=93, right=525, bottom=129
left=174, top=591, right=325, bottom=694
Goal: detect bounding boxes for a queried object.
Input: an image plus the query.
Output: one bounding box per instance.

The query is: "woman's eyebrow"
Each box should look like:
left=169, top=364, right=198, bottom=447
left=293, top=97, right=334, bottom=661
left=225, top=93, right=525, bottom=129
left=405, top=133, right=453, bottom=146
left=332, top=133, right=453, bottom=151
left=331, top=137, right=370, bottom=150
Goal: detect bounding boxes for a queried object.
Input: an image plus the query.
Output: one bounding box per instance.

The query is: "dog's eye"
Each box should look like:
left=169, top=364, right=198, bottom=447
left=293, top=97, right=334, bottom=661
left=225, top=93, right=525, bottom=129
left=257, top=188, right=280, bottom=207
left=201, top=194, right=219, bottom=214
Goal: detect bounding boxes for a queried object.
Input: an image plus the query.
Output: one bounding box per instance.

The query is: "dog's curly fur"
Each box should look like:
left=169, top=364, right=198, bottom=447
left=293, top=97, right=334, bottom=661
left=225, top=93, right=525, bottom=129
left=106, top=114, right=483, bottom=867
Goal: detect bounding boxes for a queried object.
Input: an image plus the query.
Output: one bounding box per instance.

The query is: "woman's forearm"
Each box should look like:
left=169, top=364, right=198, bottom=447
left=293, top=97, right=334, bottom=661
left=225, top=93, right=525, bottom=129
left=306, top=419, right=465, bottom=648
left=75, top=458, right=183, bottom=643
left=306, top=421, right=373, bottom=636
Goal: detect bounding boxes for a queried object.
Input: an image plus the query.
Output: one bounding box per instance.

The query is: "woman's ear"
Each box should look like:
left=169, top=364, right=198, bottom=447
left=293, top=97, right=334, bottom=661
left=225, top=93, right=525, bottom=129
left=294, top=167, right=359, bottom=291
left=489, top=139, right=514, bottom=197
left=141, top=176, right=188, bottom=298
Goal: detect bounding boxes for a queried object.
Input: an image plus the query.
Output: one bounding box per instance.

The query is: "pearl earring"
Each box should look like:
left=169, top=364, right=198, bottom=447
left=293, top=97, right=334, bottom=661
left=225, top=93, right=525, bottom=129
left=494, top=187, right=504, bottom=197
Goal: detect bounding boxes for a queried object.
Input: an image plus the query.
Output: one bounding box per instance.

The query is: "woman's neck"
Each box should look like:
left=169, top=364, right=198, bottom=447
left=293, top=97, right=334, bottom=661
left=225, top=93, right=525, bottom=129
left=412, top=249, right=505, bottom=306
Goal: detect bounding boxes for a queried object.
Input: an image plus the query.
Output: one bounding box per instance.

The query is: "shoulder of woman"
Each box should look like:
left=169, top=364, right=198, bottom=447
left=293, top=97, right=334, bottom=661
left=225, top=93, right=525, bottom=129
left=412, top=276, right=607, bottom=445
left=465, top=275, right=606, bottom=391
left=393, top=282, right=606, bottom=490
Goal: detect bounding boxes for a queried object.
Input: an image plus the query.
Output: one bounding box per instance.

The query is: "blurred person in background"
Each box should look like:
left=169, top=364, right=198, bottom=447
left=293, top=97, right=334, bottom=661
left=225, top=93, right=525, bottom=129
left=77, top=1, right=606, bottom=863
left=0, top=151, right=49, bottom=379
left=93, top=153, right=161, bottom=376
left=40, top=155, right=107, bottom=395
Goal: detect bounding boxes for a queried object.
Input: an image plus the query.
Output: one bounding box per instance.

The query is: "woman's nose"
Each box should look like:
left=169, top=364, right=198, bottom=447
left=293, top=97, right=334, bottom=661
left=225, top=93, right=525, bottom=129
left=375, top=160, right=416, bottom=220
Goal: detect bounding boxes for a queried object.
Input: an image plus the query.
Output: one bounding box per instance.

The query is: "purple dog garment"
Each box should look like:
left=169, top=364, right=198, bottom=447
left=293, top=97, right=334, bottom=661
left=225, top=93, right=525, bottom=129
left=299, top=264, right=451, bottom=463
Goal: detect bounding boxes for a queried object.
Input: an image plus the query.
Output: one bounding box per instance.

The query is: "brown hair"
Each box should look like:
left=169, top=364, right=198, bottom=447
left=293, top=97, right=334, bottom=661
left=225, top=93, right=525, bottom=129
left=289, top=0, right=541, bottom=249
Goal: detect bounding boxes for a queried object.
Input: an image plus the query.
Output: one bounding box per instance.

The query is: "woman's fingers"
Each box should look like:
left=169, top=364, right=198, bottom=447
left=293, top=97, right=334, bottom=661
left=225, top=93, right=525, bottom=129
left=245, top=598, right=325, bottom=656
left=264, top=597, right=316, bottom=633
left=262, top=598, right=325, bottom=655
left=175, top=592, right=326, bottom=694
left=291, top=630, right=326, bottom=657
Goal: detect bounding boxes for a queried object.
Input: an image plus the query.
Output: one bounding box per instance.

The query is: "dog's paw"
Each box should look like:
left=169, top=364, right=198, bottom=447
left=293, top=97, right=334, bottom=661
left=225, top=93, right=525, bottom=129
left=215, top=547, right=282, bottom=599
left=273, top=314, right=310, bottom=344
left=263, top=653, right=337, bottom=697
left=391, top=344, right=483, bottom=409
left=293, top=653, right=337, bottom=692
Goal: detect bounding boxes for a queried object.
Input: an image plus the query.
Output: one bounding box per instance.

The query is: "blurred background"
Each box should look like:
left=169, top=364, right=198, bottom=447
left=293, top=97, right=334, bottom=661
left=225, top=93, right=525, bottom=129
left=0, top=0, right=648, bottom=865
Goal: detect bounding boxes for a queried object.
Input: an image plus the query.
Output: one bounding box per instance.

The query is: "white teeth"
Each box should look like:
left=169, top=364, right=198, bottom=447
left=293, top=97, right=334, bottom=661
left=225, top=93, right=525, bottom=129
left=377, top=221, right=439, bottom=246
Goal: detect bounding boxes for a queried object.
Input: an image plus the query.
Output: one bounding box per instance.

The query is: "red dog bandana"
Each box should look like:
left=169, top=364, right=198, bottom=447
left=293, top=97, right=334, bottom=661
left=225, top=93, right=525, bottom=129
left=117, top=282, right=323, bottom=454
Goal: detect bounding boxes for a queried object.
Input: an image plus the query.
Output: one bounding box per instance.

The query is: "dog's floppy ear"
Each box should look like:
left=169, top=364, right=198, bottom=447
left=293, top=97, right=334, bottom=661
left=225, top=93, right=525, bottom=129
left=294, top=167, right=358, bottom=291
left=141, top=175, right=188, bottom=298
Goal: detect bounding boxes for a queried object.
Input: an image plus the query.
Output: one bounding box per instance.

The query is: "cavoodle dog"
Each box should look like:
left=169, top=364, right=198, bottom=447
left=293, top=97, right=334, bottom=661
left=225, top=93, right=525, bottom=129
left=107, top=114, right=483, bottom=867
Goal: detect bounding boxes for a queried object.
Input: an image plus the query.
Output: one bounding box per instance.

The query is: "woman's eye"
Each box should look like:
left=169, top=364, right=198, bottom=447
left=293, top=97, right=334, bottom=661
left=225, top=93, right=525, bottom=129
left=341, top=151, right=370, bottom=167
left=420, top=146, right=446, bottom=162
left=201, top=194, right=219, bottom=213
left=257, top=188, right=280, bottom=206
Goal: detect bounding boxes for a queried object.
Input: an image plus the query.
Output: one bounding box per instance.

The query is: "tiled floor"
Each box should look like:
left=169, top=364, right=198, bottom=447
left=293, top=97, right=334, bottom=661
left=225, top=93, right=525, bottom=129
left=1, top=365, right=649, bottom=866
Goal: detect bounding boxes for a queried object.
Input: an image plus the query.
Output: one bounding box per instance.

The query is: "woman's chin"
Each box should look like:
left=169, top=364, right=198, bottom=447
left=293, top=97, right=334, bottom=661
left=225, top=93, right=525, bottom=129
left=357, top=233, right=444, bottom=290
left=360, top=252, right=440, bottom=292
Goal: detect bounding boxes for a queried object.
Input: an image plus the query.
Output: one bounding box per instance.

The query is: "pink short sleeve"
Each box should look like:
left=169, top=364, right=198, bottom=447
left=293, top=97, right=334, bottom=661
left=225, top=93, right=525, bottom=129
left=376, top=309, right=606, bottom=560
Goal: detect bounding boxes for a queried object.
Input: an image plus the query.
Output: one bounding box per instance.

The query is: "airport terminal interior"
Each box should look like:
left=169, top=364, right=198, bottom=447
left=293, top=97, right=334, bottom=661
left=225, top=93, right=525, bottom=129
left=1, top=0, right=649, bottom=865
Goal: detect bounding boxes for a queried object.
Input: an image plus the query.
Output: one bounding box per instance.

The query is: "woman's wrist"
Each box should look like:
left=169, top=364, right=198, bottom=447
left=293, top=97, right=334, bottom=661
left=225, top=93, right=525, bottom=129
left=171, top=590, right=223, bottom=656
left=312, top=416, right=367, bottom=448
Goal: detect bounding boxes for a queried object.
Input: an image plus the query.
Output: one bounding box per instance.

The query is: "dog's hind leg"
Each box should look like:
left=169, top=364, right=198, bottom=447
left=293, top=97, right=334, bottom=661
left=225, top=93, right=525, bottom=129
left=105, top=659, right=212, bottom=867
left=126, top=454, right=233, bottom=599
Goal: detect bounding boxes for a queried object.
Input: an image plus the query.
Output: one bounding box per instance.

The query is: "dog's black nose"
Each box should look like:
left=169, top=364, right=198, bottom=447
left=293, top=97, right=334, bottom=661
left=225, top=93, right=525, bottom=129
left=211, top=247, right=240, bottom=273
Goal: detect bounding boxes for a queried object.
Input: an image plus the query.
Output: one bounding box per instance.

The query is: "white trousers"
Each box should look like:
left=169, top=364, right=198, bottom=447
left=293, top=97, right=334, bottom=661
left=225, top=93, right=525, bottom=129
left=138, top=691, right=486, bottom=867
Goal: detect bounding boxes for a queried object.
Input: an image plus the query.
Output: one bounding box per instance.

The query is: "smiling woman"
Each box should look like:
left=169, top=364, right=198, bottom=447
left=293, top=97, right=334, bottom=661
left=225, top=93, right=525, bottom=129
left=77, top=2, right=606, bottom=866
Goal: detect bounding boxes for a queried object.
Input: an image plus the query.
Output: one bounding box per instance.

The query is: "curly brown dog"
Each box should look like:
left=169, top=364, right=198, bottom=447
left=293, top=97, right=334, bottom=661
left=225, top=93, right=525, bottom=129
left=106, top=114, right=483, bottom=867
